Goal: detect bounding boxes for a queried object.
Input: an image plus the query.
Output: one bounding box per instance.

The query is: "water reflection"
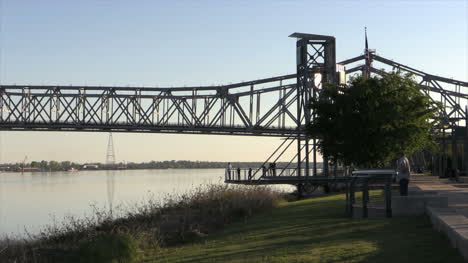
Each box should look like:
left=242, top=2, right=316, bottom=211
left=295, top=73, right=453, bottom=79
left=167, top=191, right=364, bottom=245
left=106, top=170, right=115, bottom=217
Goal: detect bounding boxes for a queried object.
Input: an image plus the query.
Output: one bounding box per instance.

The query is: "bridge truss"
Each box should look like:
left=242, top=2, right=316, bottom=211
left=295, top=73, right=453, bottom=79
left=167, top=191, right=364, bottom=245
left=1, top=33, right=467, bottom=180
left=0, top=75, right=300, bottom=137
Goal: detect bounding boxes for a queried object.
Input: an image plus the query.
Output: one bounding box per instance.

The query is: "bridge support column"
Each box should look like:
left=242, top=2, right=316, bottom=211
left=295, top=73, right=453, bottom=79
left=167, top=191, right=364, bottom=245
left=451, top=127, right=458, bottom=180
left=297, top=136, right=302, bottom=178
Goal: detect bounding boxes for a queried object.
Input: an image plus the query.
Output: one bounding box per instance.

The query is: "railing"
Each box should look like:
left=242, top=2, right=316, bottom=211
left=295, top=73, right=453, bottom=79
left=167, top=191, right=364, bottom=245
left=225, top=168, right=254, bottom=182
left=225, top=167, right=316, bottom=182
left=224, top=167, right=347, bottom=183
left=346, top=170, right=396, bottom=218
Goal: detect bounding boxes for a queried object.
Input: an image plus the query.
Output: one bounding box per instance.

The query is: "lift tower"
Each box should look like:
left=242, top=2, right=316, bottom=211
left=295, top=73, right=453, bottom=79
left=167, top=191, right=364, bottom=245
left=289, top=33, right=336, bottom=179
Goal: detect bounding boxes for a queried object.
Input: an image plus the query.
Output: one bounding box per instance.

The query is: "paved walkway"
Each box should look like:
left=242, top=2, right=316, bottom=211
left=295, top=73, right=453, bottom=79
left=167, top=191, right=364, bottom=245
left=411, top=175, right=468, bottom=218
left=409, top=174, right=468, bottom=260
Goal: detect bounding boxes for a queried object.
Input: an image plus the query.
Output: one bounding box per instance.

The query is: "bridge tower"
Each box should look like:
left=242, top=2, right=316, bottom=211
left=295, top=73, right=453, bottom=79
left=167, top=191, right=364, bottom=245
left=289, top=33, right=337, bottom=180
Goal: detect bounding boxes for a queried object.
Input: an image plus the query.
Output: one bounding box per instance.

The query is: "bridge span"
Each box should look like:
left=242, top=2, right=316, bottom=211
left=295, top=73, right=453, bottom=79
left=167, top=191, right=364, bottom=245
left=1, top=33, right=467, bottom=182
left=1, top=53, right=466, bottom=137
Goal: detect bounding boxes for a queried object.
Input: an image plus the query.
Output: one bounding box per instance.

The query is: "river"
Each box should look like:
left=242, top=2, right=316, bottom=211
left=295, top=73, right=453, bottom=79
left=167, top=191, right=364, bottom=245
left=0, top=169, right=293, bottom=238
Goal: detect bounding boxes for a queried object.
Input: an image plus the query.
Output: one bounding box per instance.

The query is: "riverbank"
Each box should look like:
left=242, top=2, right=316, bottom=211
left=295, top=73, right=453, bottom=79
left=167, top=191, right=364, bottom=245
left=146, top=191, right=464, bottom=263
left=2, top=188, right=464, bottom=262
left=0, top=184, right=283, bottom=263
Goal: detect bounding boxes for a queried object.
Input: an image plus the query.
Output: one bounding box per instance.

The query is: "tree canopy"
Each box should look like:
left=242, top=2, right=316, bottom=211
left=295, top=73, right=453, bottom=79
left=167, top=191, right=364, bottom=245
left=307, top=72, right=439, bottom=168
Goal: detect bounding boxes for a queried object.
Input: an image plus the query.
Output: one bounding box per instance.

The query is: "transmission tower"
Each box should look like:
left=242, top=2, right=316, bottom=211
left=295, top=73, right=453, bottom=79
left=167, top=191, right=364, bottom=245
left=106, top=133, right=116, bottom=165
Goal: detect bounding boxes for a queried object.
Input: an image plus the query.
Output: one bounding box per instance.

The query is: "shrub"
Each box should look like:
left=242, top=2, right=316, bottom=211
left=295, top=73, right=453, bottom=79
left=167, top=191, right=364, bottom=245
left=74, top=233, right=139, bottom=263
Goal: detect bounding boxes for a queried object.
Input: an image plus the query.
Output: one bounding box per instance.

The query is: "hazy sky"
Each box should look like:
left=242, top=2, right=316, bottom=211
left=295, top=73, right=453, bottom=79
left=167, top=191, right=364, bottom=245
left=0, top=0, right=466, bottom=163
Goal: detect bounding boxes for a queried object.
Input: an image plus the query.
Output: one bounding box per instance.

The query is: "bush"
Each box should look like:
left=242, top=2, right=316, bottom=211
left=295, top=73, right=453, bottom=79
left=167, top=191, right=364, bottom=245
left=74, top=233, right=139, bottom=263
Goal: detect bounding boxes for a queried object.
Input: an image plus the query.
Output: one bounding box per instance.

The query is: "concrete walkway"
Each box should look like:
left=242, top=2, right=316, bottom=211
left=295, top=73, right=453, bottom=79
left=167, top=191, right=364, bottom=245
left=411, top=175, right=468, bottom=218
left=410, top=175, right=468, bottom=261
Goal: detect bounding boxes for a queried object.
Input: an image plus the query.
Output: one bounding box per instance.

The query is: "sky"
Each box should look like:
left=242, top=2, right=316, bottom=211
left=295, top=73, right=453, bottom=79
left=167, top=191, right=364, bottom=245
left=0, top=0, right=466, bottom=163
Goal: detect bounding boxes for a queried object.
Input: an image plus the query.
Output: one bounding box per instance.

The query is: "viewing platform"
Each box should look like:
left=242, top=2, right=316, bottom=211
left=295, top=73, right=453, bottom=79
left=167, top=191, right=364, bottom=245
left=224, top=167, right=397, bottom=186
left=225, top=167, right=346, bottom=185
left=226, top=168, right=398, bottom=219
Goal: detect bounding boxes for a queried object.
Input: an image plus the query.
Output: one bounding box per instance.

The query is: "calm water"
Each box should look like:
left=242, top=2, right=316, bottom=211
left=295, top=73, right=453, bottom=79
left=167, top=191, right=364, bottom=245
left=0, top=169, right=293, bottom=237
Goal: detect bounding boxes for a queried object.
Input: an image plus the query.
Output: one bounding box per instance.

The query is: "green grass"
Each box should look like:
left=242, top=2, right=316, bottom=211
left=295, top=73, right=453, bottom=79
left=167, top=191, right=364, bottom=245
left=142, top=191, right=464, bottom=263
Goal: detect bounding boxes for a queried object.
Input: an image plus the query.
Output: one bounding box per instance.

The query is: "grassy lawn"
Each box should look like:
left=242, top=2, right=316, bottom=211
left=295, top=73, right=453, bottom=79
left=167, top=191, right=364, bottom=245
left=142, top=191, right=464, bottom=263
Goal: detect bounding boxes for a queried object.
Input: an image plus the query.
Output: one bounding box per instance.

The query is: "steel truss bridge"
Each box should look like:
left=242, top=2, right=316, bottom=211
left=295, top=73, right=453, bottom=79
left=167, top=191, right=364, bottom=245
left=1, top=33, right=467, bottom=184
left=1, top=57, right=465, bottom=135
left=1, top=48, right=467, bottom=136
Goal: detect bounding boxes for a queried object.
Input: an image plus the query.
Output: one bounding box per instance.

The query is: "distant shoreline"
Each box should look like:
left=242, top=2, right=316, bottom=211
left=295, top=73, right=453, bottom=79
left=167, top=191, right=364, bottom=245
left=0, top=167, right=228, bottom=173
left=0, top=166, right=324, bottom=174
left=0, top=161, right=324, bottom=173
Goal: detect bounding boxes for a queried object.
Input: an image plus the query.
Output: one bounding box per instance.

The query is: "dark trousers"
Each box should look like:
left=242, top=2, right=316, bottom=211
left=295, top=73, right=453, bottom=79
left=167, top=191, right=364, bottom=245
left=399, top=179, right=409, bottom=196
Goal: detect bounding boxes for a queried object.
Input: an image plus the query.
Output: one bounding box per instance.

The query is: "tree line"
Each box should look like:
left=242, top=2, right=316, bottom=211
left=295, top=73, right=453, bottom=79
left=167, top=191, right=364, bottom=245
left=0, top=160, right=318, bottom=172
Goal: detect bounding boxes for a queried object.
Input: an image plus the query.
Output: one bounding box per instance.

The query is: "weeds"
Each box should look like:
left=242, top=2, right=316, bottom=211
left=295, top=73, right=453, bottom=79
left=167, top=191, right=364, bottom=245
left=0, top=184, right=283, bottom=263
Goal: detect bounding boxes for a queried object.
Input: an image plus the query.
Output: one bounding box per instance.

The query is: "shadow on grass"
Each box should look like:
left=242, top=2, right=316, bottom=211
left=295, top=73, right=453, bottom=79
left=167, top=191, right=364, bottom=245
left=146, top=192, right=465, bottom=263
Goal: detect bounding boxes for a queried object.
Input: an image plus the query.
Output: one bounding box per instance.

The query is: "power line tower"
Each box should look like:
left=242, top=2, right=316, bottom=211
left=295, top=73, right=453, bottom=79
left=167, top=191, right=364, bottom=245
left=106, top=133, right=116, bottom=165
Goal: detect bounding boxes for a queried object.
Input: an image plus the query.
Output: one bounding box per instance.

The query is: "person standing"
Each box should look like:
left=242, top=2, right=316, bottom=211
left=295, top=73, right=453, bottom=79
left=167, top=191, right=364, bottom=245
left=396, top=152, right=411, bottom=196
left=227, top=162, right=232, bottom=180
left=261, top=165, right=267, bottom=177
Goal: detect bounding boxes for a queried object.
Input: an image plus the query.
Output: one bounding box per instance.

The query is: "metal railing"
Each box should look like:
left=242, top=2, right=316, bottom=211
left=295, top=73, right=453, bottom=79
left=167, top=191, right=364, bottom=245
left=225, top=168, right=254, bottom=182
left=225, top=167, right=347, bottom=183
left=346, top=171, right=396, bottom=218
left=225, top=167, right=320, bottom=182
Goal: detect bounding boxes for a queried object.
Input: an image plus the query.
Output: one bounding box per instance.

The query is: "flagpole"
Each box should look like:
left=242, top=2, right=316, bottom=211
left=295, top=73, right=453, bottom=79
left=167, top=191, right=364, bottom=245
left=364, top=27, right=370, bottom=79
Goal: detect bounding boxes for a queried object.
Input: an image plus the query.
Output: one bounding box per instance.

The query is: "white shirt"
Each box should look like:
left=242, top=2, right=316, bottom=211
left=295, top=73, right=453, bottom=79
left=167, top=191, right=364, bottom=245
left=396, top=157, right=410, bottom=181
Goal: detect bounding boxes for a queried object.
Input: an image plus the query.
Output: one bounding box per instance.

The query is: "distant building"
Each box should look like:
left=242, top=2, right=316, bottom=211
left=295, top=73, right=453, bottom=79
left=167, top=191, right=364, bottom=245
left=82, top=164, right=99, bottom=170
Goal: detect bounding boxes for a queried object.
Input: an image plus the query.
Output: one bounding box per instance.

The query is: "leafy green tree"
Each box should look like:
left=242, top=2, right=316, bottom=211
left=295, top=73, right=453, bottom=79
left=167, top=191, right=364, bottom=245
left=61, top=161, right=71, bottom=169
left=307, top=72, right=439, bottom=168
left=40, top=160, right=48, bottom=169
left=48, top=160, right=61, bottom=171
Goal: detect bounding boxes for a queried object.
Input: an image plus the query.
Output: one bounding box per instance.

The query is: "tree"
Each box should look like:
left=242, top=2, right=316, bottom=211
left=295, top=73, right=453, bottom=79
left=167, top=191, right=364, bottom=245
left=307, top=72, right=439, bottom=168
